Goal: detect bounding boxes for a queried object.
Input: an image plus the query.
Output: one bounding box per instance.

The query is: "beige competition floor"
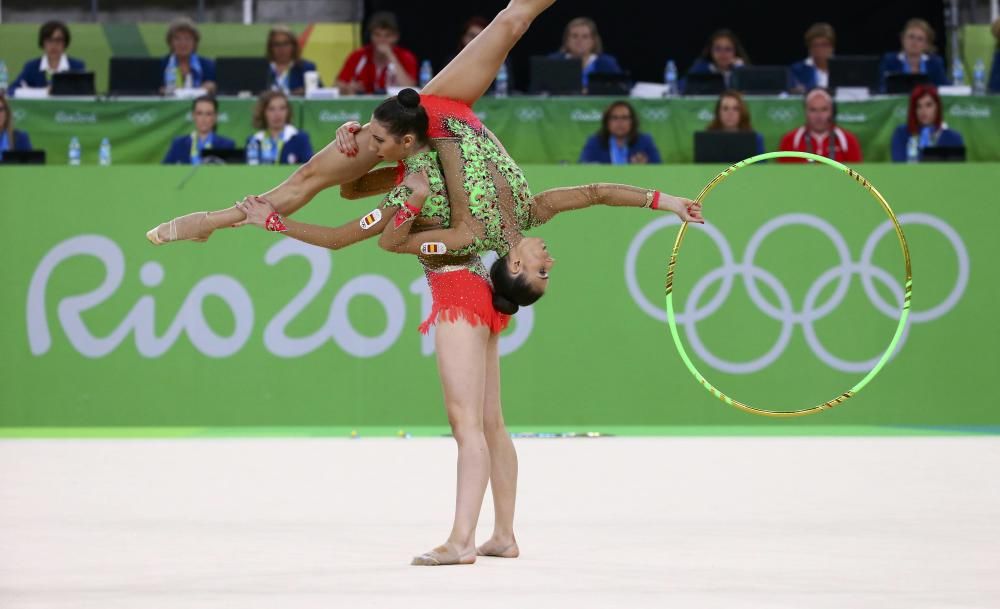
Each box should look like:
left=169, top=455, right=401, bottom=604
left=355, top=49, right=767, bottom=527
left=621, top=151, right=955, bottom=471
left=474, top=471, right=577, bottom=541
left=2, top=437, right=998, bottom=609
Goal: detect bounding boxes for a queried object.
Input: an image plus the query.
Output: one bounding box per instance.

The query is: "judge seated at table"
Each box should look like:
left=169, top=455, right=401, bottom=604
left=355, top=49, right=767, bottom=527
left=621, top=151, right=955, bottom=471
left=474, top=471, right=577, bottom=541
left=162, top=96, right=235, bottom=164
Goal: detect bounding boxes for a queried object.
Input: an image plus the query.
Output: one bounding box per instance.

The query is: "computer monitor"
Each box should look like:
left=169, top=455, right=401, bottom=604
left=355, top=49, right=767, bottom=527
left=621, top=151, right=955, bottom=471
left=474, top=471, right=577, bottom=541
left=109, top=58, right=165, bottom=95
left=732, top=66, right=789, bottom=94
left=529, top=57, right=582, bottom=95
left=0, top=150, right=46, bottom=164
left=50, top=72, right=96, bottom=96
left=683, top=73, right=725, bottom=96
left=587, top=72, right=631, bottom=96
left=921, top=146, right=966, bottom=162
left=828, top=56, right=881, bottom=91
left=215, top=57, right=271, bottom=96
left=885, top=73, right=931, bottom=95
left=693, top=131, right=760, bottom=164
left=200, top=148, right=247, bottom=164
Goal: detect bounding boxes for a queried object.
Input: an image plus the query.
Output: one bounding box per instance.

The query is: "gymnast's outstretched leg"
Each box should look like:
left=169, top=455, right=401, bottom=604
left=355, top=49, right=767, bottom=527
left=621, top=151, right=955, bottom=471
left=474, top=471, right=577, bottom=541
left=422, top=0, right=556, bottom=105
left=146, top=129, right=381, bottom=244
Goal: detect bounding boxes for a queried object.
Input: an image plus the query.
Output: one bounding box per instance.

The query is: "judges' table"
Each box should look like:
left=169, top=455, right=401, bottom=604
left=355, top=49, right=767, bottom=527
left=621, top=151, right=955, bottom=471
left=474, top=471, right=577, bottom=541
left=7, top=95, right=1000, bottom=165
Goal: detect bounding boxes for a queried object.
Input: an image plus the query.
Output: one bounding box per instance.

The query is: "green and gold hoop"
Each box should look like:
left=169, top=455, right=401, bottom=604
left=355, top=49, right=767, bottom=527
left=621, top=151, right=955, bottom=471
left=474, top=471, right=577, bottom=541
left=665, top=151, right=912, bottom=417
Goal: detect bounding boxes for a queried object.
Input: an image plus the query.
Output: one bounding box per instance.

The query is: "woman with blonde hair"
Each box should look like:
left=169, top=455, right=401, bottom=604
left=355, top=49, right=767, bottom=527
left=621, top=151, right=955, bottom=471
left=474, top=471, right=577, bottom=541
left=547, top=16, right=623, bottom=90
left=878, top=17, right=948, bottom=91
left=161, top=17, right=216, bottom=93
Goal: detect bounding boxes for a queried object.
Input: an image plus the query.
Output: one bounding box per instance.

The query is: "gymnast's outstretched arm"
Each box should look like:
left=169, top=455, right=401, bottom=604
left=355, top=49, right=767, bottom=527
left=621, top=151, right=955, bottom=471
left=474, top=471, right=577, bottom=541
left=234, top=195, right=396, bottom=250
left=529, top=183, right=705, bottom=226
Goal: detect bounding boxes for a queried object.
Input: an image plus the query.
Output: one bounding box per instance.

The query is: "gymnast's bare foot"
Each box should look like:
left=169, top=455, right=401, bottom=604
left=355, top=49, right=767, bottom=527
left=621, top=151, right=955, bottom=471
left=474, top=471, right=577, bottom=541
left=411, top=542, right=477, bottom=566
left=476, top=536, right=519, bottom=558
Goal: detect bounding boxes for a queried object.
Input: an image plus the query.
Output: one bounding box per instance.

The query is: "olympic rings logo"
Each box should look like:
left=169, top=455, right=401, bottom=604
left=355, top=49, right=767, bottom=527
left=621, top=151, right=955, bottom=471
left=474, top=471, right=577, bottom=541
left=642, top=108, right=670, bottom=121
left=129, top=111, right=157, bottom=125
left=767, top=107, right=798, bottom=123
left=626, top=213, right=968, bottom=374
left=516, top=107, right=544, bottom=121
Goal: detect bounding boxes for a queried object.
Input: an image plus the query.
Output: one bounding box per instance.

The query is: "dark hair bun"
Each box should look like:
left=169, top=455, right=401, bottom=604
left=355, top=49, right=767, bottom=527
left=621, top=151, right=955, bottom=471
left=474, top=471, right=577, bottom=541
left=397, top=88, right=421, bottom=109
left=492, top=292, right=520, bottom=315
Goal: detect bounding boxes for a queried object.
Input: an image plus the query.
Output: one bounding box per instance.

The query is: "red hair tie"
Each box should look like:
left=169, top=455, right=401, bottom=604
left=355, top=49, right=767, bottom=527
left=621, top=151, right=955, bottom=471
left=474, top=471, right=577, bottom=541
left=651, top=191, right=662, bottom=210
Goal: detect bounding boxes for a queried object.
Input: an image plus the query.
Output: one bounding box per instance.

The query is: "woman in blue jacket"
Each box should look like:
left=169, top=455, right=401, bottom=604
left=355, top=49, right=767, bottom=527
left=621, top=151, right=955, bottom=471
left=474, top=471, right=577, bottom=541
left=878, top=18, right=948, bottom=92
left=789, top=23, right=836, bottom=92
left=161, top=18, right=217, bottom=94
left=685, top=29, right=749, bottom=92
left=0, top=95, right=32, bottom=158
left=8, top=21, right=86, bottom=93
left=246, top=91, right=313, bottom=165
left=990, top=18, right=1000, bottom=93
left=266, top=26, right=321, bottom=96
left=163, top=96, right=235, bottom=164
left=548, top=17, right=623, bottom=91
left=579, top=100, right=661, bottom=164
left=890, top=85, right=964, bottom=162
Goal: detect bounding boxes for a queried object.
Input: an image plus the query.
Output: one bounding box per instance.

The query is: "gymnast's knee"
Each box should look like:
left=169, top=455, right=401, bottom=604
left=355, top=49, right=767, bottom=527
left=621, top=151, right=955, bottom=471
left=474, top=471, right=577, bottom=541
left=495, top=6, right=532, bottom=39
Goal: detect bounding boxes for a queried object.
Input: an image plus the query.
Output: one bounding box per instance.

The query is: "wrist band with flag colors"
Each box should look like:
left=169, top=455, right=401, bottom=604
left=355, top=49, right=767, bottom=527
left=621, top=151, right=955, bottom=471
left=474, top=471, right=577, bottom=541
left=664, top=151, right=912, bottom=418
left=264, top=212, right=288, bottom=232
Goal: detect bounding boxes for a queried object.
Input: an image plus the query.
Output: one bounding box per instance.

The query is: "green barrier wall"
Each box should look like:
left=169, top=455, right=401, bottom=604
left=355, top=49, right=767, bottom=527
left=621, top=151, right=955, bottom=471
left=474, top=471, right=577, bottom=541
left=1, top=165, right=995, bottom=431
left=8, top=95, right=1000, bottom=165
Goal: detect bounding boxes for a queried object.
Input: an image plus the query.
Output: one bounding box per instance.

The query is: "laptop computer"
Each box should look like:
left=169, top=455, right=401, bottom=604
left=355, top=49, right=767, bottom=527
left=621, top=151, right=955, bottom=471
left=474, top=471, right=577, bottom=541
left=529, top=57, right=582, bottom=95
left=200, top=148, right=247, bottom=164
left=693, top=131, right=760, bottom=164
left=50, top=72, right=96, bottom=96
left=109, top=58, right=165, bottom=95
left=732, top=66, right=789, bottom=94
left=829, top=56, right=881, bottom=91
left=683, top=72, right=725, bottom=96
left=885, top=72, right=931, bottom=95
left=215, top=57, right=271, bottom=96
left=0, top=150, right=46, bottom=164
left=587, top=71, right=631, bottom=95
left=920, top=146, right=965, bottom=162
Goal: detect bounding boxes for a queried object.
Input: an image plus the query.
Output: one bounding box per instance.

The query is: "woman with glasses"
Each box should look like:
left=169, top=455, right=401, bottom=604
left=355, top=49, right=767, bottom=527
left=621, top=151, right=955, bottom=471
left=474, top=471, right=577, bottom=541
left=578, top=100, right=661, bottom=164
left=7, top=21, right=86, bottom=93
left=266, top=25, right=321, bottom=96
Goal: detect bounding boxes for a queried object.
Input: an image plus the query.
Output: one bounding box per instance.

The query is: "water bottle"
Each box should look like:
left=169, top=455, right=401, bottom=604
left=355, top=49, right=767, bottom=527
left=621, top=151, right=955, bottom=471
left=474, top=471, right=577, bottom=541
left=385, top=62, right=397, bottom=92
left=972, top=59, right=986, bottom=95
left=98, top=138, right=112, bottom=166
left=246, top=138, right=260, bottom=165
left=68, top=137, right=81, bottom=166
left=951, top=58, right=965, bottom=86
left=664, top=60, right=678, bottom=97
left=906, top=136, right=919, bottom=164
left=164, top=64, right=176, bottom=95
left=0, top=61, right=8, bottom=92
left=260, top=137, right=274, bottom=164
left=418, top=60, right=433, bottom=88
left=495, top=63, right=509, bottom=98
